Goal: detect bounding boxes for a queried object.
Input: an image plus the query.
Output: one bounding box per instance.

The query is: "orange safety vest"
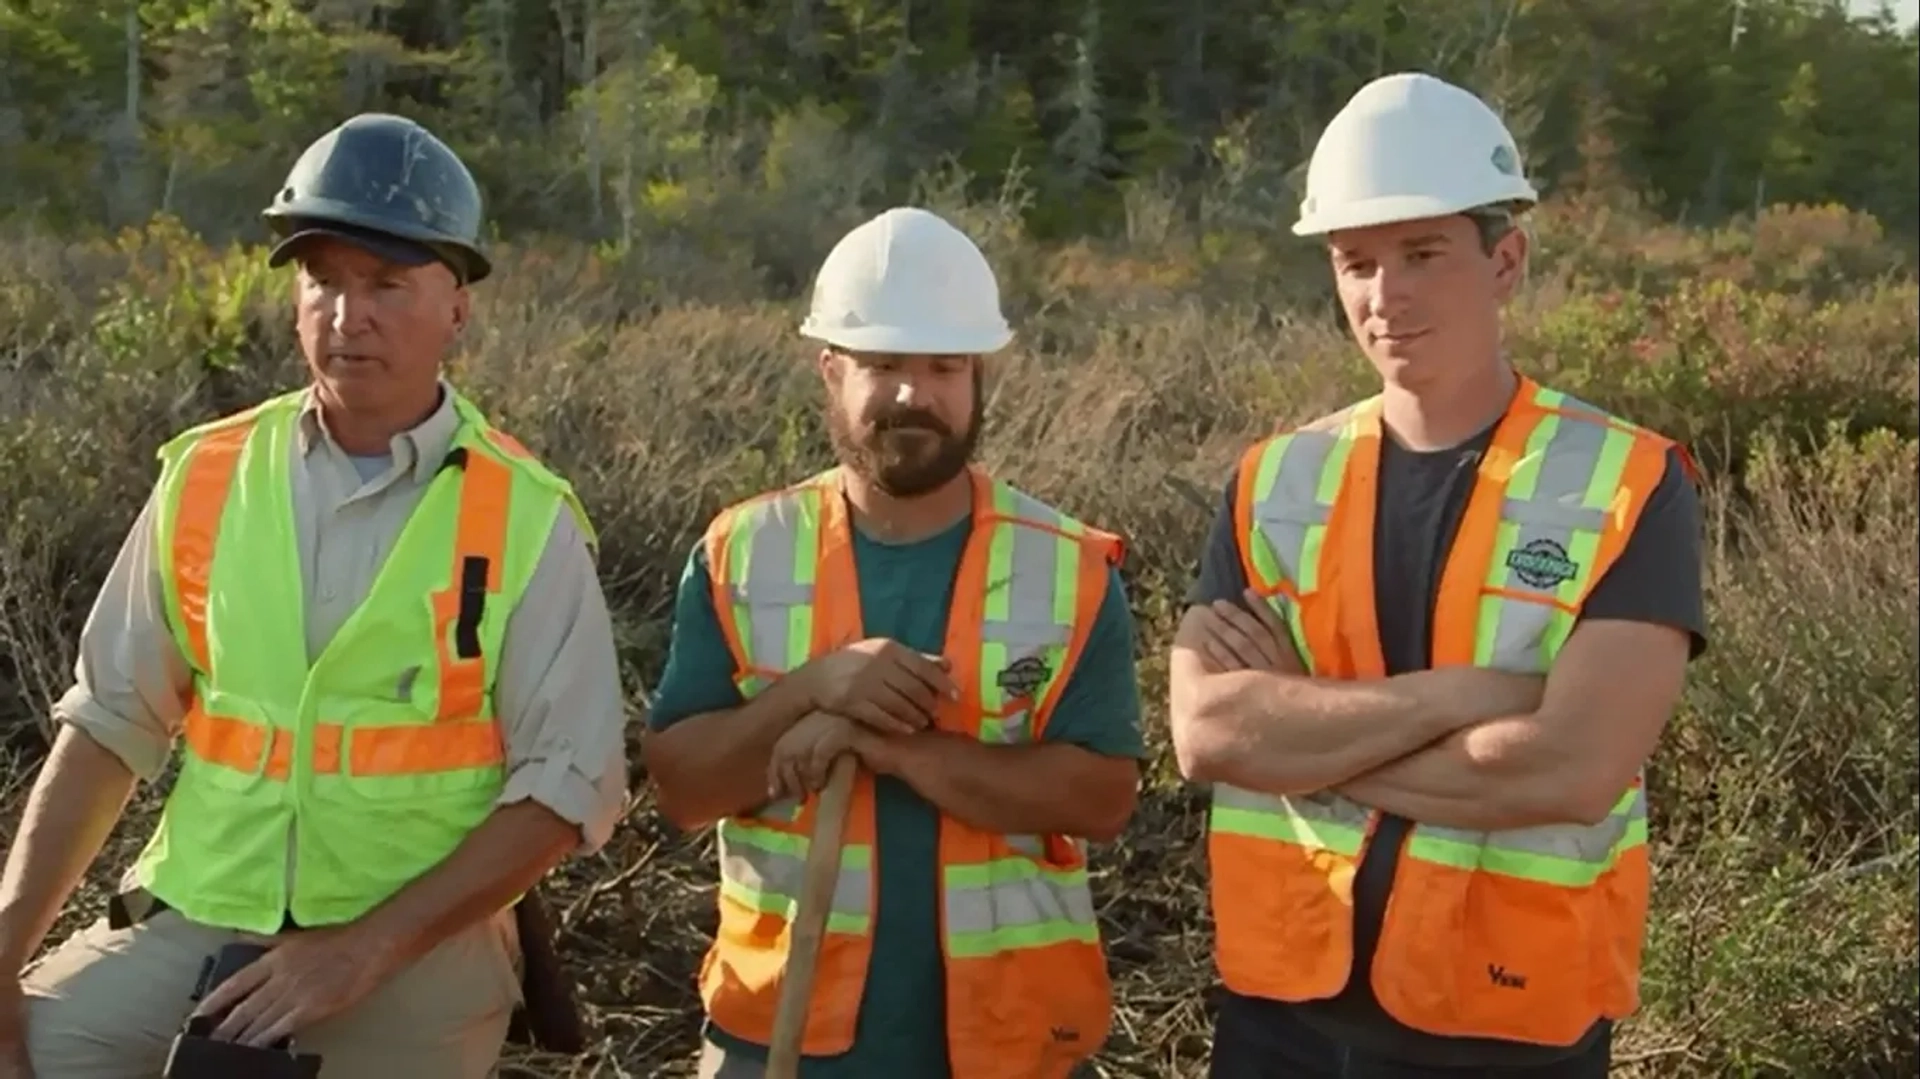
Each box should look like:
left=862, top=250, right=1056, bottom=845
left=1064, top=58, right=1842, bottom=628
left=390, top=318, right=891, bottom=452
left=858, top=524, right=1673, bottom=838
left=1211, top=375, right=1680, bottom=1047
left=697, top=466, right=1121, bottom=1077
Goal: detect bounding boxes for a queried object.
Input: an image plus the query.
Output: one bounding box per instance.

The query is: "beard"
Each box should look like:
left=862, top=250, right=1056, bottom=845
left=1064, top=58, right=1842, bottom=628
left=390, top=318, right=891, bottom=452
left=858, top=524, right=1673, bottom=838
left=826, top=386, right=983, bottom=498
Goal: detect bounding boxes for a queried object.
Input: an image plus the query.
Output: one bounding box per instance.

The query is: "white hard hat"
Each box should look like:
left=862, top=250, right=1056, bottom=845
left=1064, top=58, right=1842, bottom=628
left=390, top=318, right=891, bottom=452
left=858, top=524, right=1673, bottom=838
left=800, top=207, right=1013, bottom=355
left=1292, top=72, right=1538, bottom=237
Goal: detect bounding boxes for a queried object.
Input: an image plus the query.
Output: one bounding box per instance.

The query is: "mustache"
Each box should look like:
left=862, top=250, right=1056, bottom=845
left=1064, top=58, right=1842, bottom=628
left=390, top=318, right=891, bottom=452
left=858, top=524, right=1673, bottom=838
left=870, top=409, right=950, bottom=435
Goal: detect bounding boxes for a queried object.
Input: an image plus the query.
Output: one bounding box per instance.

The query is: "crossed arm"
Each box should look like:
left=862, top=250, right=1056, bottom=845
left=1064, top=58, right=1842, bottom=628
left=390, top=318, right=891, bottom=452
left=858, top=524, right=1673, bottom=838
left=1166, top=592, right=1691, bottom=830
left=859, top=731, right=1137, bottom=842
left=645, top=554, right=1144, bottom=844
left=648, top=692, right=1139, bottom=842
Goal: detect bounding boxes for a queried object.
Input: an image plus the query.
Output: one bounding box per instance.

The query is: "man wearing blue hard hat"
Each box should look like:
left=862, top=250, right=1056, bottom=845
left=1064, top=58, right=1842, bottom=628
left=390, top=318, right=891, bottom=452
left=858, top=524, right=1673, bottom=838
left=0, top=113, right=628, bottom=1078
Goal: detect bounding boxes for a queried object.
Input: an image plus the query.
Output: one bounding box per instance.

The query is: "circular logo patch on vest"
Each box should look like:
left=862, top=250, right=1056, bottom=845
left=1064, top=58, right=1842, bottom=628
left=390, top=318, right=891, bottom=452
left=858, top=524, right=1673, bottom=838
left=996, top=654, right=1053, bottom=700
left=1505, top=538, right=1579, bottom=589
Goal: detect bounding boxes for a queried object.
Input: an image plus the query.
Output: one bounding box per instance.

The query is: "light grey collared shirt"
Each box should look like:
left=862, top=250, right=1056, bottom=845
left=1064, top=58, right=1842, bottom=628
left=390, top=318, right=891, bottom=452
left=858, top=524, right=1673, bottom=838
left=51, top=384, right=631, bottom=870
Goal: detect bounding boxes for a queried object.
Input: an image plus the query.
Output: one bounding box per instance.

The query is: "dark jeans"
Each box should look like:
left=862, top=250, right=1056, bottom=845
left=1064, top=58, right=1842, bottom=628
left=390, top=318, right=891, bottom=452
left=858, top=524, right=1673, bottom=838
left=1207, top=996, right=1611, bottom=1079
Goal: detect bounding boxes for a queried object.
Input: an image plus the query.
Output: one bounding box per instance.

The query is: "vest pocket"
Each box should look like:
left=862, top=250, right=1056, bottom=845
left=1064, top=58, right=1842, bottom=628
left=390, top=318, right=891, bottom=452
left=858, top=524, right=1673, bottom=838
left=180, top=690, right=284, bottom=794
left=1374, top=839, right=1602, bottom=1045
left=1206, top=794, right=1360, bottom=1000
left=1587, top=844, right=1652, bottom=1019
left=941, top=835, right=1108, bottom=1075
left=946, top=941, right=1109, bottom=1077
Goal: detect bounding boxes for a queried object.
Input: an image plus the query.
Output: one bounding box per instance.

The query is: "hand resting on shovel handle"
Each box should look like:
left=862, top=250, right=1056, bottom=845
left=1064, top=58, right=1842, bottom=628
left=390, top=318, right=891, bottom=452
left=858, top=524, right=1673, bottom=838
left=767, top=711, right=879, bottom=801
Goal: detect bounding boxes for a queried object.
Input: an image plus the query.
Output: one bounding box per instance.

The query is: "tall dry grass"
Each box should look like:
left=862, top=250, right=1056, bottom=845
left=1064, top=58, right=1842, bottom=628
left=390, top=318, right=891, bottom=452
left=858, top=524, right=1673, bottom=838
left=0, top=188, right=1915, bottom=1076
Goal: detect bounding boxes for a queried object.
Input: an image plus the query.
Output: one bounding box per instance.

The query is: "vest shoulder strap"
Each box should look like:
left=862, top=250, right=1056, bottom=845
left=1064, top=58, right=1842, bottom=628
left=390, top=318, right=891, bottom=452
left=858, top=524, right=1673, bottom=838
left=702, top=470, right=1127, bottom=573
left=1231, top=396, right=1378, bottom=479
left=1524, top=380, right=1695, bottom=482
left=983, top=477, right=1125, bottom=569
left=702, top=471, right=828, bottom=545
left=445, top=389, right=599, bottom=552
left=154, top=391, right=302, bottom=469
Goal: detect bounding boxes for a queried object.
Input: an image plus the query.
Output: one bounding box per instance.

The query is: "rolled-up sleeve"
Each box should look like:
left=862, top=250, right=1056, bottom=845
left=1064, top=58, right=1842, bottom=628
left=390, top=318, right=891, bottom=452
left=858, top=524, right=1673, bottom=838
left=492, top=507, right=632, bottom=857
left=50, top=486, right=194, bottom=781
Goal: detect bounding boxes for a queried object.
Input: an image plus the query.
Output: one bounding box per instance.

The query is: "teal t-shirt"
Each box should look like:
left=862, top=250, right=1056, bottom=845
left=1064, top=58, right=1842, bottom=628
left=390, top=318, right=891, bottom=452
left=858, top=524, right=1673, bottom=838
left=647, top=510, right=1146, bottom=1079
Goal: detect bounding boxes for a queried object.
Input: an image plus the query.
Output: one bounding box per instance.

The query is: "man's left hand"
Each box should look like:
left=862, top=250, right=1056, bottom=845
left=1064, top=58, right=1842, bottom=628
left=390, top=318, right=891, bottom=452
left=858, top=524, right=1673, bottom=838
left=1190, top=592, right=1291, bottom=673
left=192, top=923, right=398, bottom=1047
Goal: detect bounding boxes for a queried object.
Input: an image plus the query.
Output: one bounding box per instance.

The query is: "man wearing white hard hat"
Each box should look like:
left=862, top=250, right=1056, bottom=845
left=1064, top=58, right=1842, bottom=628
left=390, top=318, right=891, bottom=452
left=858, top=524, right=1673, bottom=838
left=1167, top=73, right=1707, bottom=1076
left=645, top=207, right=1146, bottom=1078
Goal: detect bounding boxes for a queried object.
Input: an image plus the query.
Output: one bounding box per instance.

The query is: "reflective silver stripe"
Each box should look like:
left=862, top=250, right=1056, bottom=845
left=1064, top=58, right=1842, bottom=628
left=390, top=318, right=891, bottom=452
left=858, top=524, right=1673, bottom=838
left=1482, top=398, right=1633, bottom=671
left=1005, top=834, right=1045, bottom=858
left=1003, top=832, right=1089, bottom=861
left=1415, top=389, right=1655, bottom=882
left=979, top=485, right=1078, bottom=744
left=942, top=486, right=1104, bottom=958
left=719, top=489, right=820, bottom=672
left=1247, top=430, right=1343, bottom=593
left=994, top=484, right=1082, bottom=535
left=717, top=820, right=874, bottom=931
left=1221, top=417, right=1372, bottom=854
left=1407, top=781, right=1648, bottom=886
left=941, top=858, right=1099, bottom=959
left=944, top=862, right=1097, bottom=931
left=713, top=485, right=871, bottom=928
left=1210, top=784, right=1371, bottom=855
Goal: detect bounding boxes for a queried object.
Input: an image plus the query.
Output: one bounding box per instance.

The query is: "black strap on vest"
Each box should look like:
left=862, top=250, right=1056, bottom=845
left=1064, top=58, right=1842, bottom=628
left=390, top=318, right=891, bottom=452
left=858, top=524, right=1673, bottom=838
left=436, top=446, right=491, bottom=660
left=454, top=555, right=489, bottom=660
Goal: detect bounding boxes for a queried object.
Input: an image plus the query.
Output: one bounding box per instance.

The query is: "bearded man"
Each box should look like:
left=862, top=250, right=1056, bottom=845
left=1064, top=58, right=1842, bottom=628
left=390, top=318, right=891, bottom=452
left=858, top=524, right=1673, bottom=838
left=642, top=207, right=1146, bottom=1079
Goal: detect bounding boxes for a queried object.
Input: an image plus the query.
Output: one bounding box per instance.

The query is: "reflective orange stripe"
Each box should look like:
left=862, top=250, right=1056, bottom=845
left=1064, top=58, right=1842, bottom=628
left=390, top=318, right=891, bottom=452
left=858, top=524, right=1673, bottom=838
left=171, top=420, right=257, bottom=674
left=1327, top=404, right=1387, bottom=678
left=432, top=449, right=511, bottom=722
left=182, top=707, right=285, bottom=778
left=170, top=421, right=513, bottom=780
left=185, top=706, right=504, bottom=779
left=482, top=427, right=534, bottom=460
left=324, top=720, right=502, bottom=775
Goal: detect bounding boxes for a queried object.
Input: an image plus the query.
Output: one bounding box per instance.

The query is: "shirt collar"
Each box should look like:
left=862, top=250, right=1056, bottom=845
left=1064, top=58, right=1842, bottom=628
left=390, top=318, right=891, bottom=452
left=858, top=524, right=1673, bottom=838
left=296, top=381, right=463, bottom=486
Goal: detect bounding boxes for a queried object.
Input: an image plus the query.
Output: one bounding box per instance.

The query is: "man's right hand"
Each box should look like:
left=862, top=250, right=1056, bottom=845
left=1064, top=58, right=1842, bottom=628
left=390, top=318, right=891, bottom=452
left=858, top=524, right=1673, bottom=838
left=766, top=711, right=868, bottom=800
left=800, top=638, right=958, bottom=734
left=0, top=979, right=34, bottom=1079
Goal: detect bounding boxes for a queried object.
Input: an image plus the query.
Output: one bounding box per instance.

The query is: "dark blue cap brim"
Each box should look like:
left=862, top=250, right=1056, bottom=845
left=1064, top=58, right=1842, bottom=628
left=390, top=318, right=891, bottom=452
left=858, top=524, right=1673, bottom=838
left=267, top=224, right=447, bottom=275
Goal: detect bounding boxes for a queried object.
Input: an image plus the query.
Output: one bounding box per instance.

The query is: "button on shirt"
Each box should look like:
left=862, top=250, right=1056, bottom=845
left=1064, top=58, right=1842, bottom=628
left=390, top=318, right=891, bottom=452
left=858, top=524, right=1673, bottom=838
left=50, top=385, right=631, bottom=889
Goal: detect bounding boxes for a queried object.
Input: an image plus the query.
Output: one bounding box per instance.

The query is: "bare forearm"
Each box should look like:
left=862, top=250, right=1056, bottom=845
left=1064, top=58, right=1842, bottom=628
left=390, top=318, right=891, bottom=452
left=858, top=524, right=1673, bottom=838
left=353, top=800, right=576, bottom=970
left=0, top=726, right=136, bottom=975
left=643, top=675, right=815, bottom=830
left=1336, top=715, right=1580, bottom=830
left=873, top=732, right=1137, bottom=842
left=1172, top=666, right=1466, bottom=794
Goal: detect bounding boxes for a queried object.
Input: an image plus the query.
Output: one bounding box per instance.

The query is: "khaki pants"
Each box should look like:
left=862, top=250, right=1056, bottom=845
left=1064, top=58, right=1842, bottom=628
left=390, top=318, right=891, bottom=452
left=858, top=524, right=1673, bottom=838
left=20, top=900, right=522, bottom=1079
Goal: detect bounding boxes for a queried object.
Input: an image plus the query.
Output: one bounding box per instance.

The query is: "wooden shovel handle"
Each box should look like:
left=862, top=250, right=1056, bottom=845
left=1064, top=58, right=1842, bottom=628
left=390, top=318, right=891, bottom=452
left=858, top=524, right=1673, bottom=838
left=764, top=751, right=859, bottom=1079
